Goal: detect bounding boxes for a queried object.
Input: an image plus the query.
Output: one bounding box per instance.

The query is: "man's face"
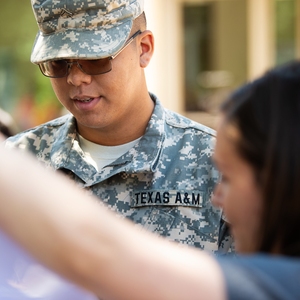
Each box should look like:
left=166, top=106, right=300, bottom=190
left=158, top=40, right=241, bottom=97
left=49, top=32, right=152, bottom=144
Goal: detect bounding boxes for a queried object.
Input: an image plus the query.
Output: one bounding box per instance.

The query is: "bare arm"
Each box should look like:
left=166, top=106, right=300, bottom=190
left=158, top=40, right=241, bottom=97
left=0, top=142, right=226, bottom=300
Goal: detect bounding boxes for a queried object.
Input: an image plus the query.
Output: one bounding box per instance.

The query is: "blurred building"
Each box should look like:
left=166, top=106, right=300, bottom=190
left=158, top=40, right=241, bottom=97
left=145, top=0, right=300, bottom=128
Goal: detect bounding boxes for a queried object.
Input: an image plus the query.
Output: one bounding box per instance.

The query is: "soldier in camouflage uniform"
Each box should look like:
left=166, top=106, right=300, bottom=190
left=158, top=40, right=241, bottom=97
left=5, top=0, right=231, bottom=253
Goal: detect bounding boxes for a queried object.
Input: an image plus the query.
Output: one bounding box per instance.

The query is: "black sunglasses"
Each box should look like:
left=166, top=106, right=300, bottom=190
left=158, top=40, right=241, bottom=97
left=38, top=30, right=142, bottom=78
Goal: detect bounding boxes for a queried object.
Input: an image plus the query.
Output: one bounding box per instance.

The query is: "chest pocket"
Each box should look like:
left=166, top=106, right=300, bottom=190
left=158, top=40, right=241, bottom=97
left=129, top=190, right=220, bottom=251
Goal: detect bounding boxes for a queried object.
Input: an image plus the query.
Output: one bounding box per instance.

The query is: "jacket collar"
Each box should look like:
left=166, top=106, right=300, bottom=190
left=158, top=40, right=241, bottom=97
left=50, top=93, right=165, bottom=184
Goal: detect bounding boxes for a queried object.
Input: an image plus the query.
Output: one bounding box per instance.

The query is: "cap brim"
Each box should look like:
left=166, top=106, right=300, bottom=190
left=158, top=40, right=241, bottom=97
left=31, top=19, right=133, bottom=64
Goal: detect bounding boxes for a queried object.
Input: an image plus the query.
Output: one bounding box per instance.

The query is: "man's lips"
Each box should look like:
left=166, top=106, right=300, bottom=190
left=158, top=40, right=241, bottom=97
left=72, top=95, right=98, bottom=102
left=72, top=96, right=101, bottom=110
left=75, top=98, right=94, bottom=103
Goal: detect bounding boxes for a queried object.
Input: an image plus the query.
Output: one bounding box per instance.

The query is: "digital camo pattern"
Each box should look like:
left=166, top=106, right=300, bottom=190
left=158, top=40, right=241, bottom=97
left=30, top=0, right=144, bottom=63
left=5, top=94, right=232, bottom=254
left=218, top=216, right=235, bottom=255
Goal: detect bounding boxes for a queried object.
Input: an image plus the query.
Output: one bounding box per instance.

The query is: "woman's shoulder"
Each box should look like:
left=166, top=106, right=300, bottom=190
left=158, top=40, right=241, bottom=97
left=217, top=254, right=300, bottom=300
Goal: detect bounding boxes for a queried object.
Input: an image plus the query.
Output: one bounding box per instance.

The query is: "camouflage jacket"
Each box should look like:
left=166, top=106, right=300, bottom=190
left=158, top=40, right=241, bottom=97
left=6, top=94, right=225, bottom=253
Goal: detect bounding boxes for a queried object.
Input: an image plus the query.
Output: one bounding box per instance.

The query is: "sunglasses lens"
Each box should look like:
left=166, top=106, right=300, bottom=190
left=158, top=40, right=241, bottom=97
left=39, top=60, right=68, bottom=78
left=79, top=59, right=112, bottom=75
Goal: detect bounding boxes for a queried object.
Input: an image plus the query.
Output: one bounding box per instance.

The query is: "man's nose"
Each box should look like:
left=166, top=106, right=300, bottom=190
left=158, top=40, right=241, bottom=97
left=66, top=62, right=92, bottom=86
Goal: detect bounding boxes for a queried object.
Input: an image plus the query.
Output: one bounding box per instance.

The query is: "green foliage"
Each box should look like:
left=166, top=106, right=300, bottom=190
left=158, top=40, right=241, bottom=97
left=0, top=0, right=57, bottom=111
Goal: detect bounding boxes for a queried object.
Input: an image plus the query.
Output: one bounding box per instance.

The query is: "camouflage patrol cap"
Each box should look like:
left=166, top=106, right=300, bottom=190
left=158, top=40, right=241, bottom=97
left=30, top=0, right=144, bottom=64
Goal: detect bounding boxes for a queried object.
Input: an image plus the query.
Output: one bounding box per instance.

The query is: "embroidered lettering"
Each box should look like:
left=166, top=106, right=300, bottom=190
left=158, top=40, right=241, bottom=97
left=155, top=192, right=162, bottom=203
left=163, top=192, right=169, bottom=203
left=141, top=192, right=147, bottom=204
left=192, top=193, right=200, bottom=205
left=183, top=193, right=190, bottom=204
left=148, top=192, right=153, bottom=203
left=175, top=192, right=182, bottom=204
left=132, top=190, right=204, bottom=208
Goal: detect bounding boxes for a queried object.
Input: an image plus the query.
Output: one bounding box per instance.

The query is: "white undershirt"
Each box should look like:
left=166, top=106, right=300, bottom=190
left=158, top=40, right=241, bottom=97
left=78, top=135, right=141, bottom=172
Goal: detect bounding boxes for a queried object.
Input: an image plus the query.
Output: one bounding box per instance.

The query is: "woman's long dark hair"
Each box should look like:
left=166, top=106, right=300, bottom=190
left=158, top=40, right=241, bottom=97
left=220, top=61, right=300, bottom=256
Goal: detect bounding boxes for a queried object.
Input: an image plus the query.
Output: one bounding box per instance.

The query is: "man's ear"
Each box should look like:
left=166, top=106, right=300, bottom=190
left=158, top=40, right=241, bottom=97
left=138, top=30, right=154, bottom=68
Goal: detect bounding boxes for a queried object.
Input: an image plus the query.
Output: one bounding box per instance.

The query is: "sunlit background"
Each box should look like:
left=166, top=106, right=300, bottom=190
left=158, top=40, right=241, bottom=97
left=0, top=0, right=299, bottom=134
